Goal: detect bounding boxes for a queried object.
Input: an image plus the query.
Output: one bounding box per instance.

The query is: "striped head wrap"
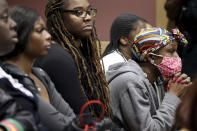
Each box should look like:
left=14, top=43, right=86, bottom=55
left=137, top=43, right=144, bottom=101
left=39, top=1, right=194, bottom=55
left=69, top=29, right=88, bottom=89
left=131, top=27, right=188, bottom=62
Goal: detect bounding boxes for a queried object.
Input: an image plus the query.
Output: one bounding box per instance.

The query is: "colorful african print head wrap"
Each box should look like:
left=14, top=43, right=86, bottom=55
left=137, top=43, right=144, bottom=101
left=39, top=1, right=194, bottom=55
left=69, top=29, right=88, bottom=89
left=131, top=27, right=188, bottom=62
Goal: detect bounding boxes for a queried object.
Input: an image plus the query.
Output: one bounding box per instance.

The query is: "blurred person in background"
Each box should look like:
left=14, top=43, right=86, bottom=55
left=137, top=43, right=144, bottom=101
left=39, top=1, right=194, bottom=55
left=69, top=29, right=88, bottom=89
left=102, top=13, right=151, bottom=73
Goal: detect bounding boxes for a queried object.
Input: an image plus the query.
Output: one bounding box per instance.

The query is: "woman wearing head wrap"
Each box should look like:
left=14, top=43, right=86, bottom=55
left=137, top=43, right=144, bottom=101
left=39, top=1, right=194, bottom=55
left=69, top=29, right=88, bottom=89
left=106, top=27, right=191, bottom=131
left=102, top=13, right=150, bottom=73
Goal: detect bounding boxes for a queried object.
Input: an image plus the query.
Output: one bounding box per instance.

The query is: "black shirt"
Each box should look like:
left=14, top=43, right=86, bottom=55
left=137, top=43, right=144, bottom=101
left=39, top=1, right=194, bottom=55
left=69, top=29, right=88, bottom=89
left=34, top=43, right=88, bottom=114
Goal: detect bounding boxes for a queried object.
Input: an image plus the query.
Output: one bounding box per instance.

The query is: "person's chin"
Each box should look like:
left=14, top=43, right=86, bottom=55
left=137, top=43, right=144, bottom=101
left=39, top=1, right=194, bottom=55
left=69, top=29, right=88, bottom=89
left=41, top=51, right=49, bottom=56
left=80, top=31, right=92, bottom=38
left=0, top=45, right=15, bottom=56
left=11, top=38, right=18, bottom=44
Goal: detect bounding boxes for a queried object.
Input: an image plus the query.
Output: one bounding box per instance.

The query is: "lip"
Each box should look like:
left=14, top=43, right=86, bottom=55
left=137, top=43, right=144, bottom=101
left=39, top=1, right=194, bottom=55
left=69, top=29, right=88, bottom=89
left=11, top=35, right=18, bottom=43
left=83, top=25, right=93, bottom=31
left=10, top=31, right=18, bottom=43
left=45, top=43, right=51, bottom=50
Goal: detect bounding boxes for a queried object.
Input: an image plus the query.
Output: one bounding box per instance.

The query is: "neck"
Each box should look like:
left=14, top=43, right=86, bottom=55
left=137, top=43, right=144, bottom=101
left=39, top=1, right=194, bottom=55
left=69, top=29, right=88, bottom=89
left=73, top=39, right=82, bottom=48
left=121, top=50, right=132, bottom=60
left=119, top=45, right=132, bottom=60
left=6, top=54, right=34, bottom=75
left=139, top=62, right=160, bottom=84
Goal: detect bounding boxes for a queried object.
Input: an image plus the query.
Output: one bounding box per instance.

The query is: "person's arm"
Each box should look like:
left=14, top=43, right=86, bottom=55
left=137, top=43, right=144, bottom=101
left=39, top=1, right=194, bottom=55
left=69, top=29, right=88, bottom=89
left=37, top=68, right=75, bottom=118
left=34, top=44, right=88, bottom=114
left=37, top=95, right=75, bottom=131
left=118, top=76, right=180, bottom=131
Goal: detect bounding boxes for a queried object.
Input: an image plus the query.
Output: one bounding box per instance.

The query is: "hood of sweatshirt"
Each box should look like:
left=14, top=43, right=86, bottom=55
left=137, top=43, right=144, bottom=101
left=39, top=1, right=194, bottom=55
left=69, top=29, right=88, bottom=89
left=106, top=59, right=147, bottom=83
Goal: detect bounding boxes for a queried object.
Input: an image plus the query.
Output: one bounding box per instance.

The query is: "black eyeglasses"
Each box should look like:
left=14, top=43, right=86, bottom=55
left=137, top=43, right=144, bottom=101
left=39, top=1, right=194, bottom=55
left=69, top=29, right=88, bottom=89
left=62, top=8, right=97, bottom=18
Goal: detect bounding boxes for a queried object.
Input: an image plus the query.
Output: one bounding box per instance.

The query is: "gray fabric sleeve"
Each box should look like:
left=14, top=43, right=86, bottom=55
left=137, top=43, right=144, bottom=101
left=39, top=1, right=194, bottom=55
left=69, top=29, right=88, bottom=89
left=49, top=83, right=75, bottom=118
left=43, top=69, right=75, bottom=118
left=119, top=80, right=180, bottom=131
left=37, top=68, right=75, bottom=118
left=37, top=95, right=75, bottom=131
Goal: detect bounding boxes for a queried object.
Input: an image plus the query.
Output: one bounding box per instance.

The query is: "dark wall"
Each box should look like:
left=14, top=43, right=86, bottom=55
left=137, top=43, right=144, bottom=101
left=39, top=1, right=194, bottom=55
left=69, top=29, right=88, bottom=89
left=8, top=0, right=155, bottom=40
left=90, top=0, right=155, bottom=40
left=8, top=0, right=48, bottom=21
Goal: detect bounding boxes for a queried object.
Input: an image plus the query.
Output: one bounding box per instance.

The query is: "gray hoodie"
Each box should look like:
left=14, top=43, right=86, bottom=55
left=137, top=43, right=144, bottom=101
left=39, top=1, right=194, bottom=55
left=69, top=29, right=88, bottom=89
left=106, top=60, right=180, bottom=131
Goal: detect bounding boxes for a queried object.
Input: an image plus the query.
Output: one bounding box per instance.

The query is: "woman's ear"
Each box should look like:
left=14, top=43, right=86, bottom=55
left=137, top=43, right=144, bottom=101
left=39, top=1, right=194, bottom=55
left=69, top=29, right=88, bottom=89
left=119, top=36, right=129, bottom=46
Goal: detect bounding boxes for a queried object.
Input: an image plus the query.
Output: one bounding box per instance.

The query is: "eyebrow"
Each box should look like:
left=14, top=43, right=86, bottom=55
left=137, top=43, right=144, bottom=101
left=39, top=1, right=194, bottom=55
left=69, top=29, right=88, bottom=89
left=72, top=5, right=91, bottom=10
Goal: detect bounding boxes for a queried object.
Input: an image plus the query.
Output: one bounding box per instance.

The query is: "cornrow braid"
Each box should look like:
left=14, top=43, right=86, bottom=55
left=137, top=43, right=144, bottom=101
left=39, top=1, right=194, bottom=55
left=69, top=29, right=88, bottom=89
left=46, top=0, right=113, bottom=118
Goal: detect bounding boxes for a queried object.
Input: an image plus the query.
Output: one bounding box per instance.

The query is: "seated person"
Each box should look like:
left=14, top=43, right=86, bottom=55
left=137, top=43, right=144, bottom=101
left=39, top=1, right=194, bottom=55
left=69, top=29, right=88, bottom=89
left=106, top=27, right=191, bottom=131
left=1, top=6, right=75, bottom=131
left=34, top=0, right=112, bottom=117
left=102, top=13, right=151, bottom=73
left=0, top=0, right=40, bottom=130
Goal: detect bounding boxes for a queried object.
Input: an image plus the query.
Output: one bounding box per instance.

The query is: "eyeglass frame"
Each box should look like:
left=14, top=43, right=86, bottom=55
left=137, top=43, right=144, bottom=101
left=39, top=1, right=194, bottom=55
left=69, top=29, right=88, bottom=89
left=61, top=8, right=97, bottom=18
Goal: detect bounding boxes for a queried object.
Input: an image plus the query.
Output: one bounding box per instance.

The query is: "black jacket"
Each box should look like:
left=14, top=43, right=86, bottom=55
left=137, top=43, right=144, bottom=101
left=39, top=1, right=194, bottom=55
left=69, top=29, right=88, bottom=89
left=34, top=43, right=88, bottom=114
left=0, top=64, right=41, bottom=131
left=0, top=90, right=36, bottom=131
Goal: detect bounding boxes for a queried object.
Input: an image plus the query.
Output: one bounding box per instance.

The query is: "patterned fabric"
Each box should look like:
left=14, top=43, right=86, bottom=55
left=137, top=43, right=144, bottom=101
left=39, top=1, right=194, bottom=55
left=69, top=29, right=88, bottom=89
left=0, top=118, right=24, bottom=131
left=157, top=56, right=182, bottom=79
left=132, top=27, right=188, bottom=61
left=172, top=28, right=188, bottom=47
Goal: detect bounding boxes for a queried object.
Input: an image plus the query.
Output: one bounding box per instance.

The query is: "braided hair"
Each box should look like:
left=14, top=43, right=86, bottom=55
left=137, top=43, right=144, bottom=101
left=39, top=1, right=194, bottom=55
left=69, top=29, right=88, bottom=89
left=102, top=13, right=147, bottom=57
left=45, top=0, right=112, bottom=117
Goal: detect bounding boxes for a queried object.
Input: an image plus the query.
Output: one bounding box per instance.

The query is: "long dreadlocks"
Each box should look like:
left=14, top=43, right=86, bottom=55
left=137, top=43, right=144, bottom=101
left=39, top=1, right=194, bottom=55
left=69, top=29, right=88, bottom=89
left=45, top=0, right=113, bottom=117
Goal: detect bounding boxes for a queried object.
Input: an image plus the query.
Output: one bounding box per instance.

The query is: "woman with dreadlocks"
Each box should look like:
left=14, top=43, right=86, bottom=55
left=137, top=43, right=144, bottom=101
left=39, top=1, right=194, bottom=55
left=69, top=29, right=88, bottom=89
left=34, top=0, right=112, bottom=117
left=102, top=13, right=151, bottom=73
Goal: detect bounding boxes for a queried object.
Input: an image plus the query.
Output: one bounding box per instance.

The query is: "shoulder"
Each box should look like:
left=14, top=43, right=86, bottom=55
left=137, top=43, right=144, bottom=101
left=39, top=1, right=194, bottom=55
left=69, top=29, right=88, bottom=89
left=46, top=43, right=73, bottom=60
left=32, top=67, right=47, bottom=77
left=31, top=67, right=53, bottom=85
left=102, top=50, right=126, bottom=72
left=109, top=72, right=148, bottom=101
left=110, top=71, right=147, bottom=89
left=103, top=50, right=125, bottom=63
left=34, top=43, right=75, bottom=68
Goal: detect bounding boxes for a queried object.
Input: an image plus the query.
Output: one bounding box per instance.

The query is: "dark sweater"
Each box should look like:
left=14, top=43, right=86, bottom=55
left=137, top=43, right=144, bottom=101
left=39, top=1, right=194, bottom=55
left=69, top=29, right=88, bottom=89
left=34, top=43, right=88, bottom=114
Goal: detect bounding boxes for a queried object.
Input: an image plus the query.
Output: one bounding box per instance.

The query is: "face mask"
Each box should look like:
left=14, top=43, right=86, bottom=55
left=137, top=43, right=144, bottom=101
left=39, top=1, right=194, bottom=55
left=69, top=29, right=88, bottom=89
left=150, top=53, right=182, bottom=79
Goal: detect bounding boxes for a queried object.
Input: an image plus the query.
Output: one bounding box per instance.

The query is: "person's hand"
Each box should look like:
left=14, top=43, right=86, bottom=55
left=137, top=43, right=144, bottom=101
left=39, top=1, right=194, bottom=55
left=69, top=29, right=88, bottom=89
left=167, top=72, right=192, bottom=97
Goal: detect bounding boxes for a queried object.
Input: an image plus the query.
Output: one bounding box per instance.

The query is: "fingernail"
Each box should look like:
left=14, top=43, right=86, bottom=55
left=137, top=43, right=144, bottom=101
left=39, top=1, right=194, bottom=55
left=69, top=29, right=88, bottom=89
left=177, top=78, right=181, bottom=82
left=172, top=78, right=176, bottom=83
left=167, top=84, right=170, bottom=89
left=181, top=80, right=184, bottom=84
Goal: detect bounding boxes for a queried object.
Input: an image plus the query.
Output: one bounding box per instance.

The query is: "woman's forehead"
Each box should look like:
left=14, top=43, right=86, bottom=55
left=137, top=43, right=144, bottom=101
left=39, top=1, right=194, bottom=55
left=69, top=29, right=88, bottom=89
left=65, top=0, right=90, bottom=9
left=0, top=0, right=8, bottom=14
